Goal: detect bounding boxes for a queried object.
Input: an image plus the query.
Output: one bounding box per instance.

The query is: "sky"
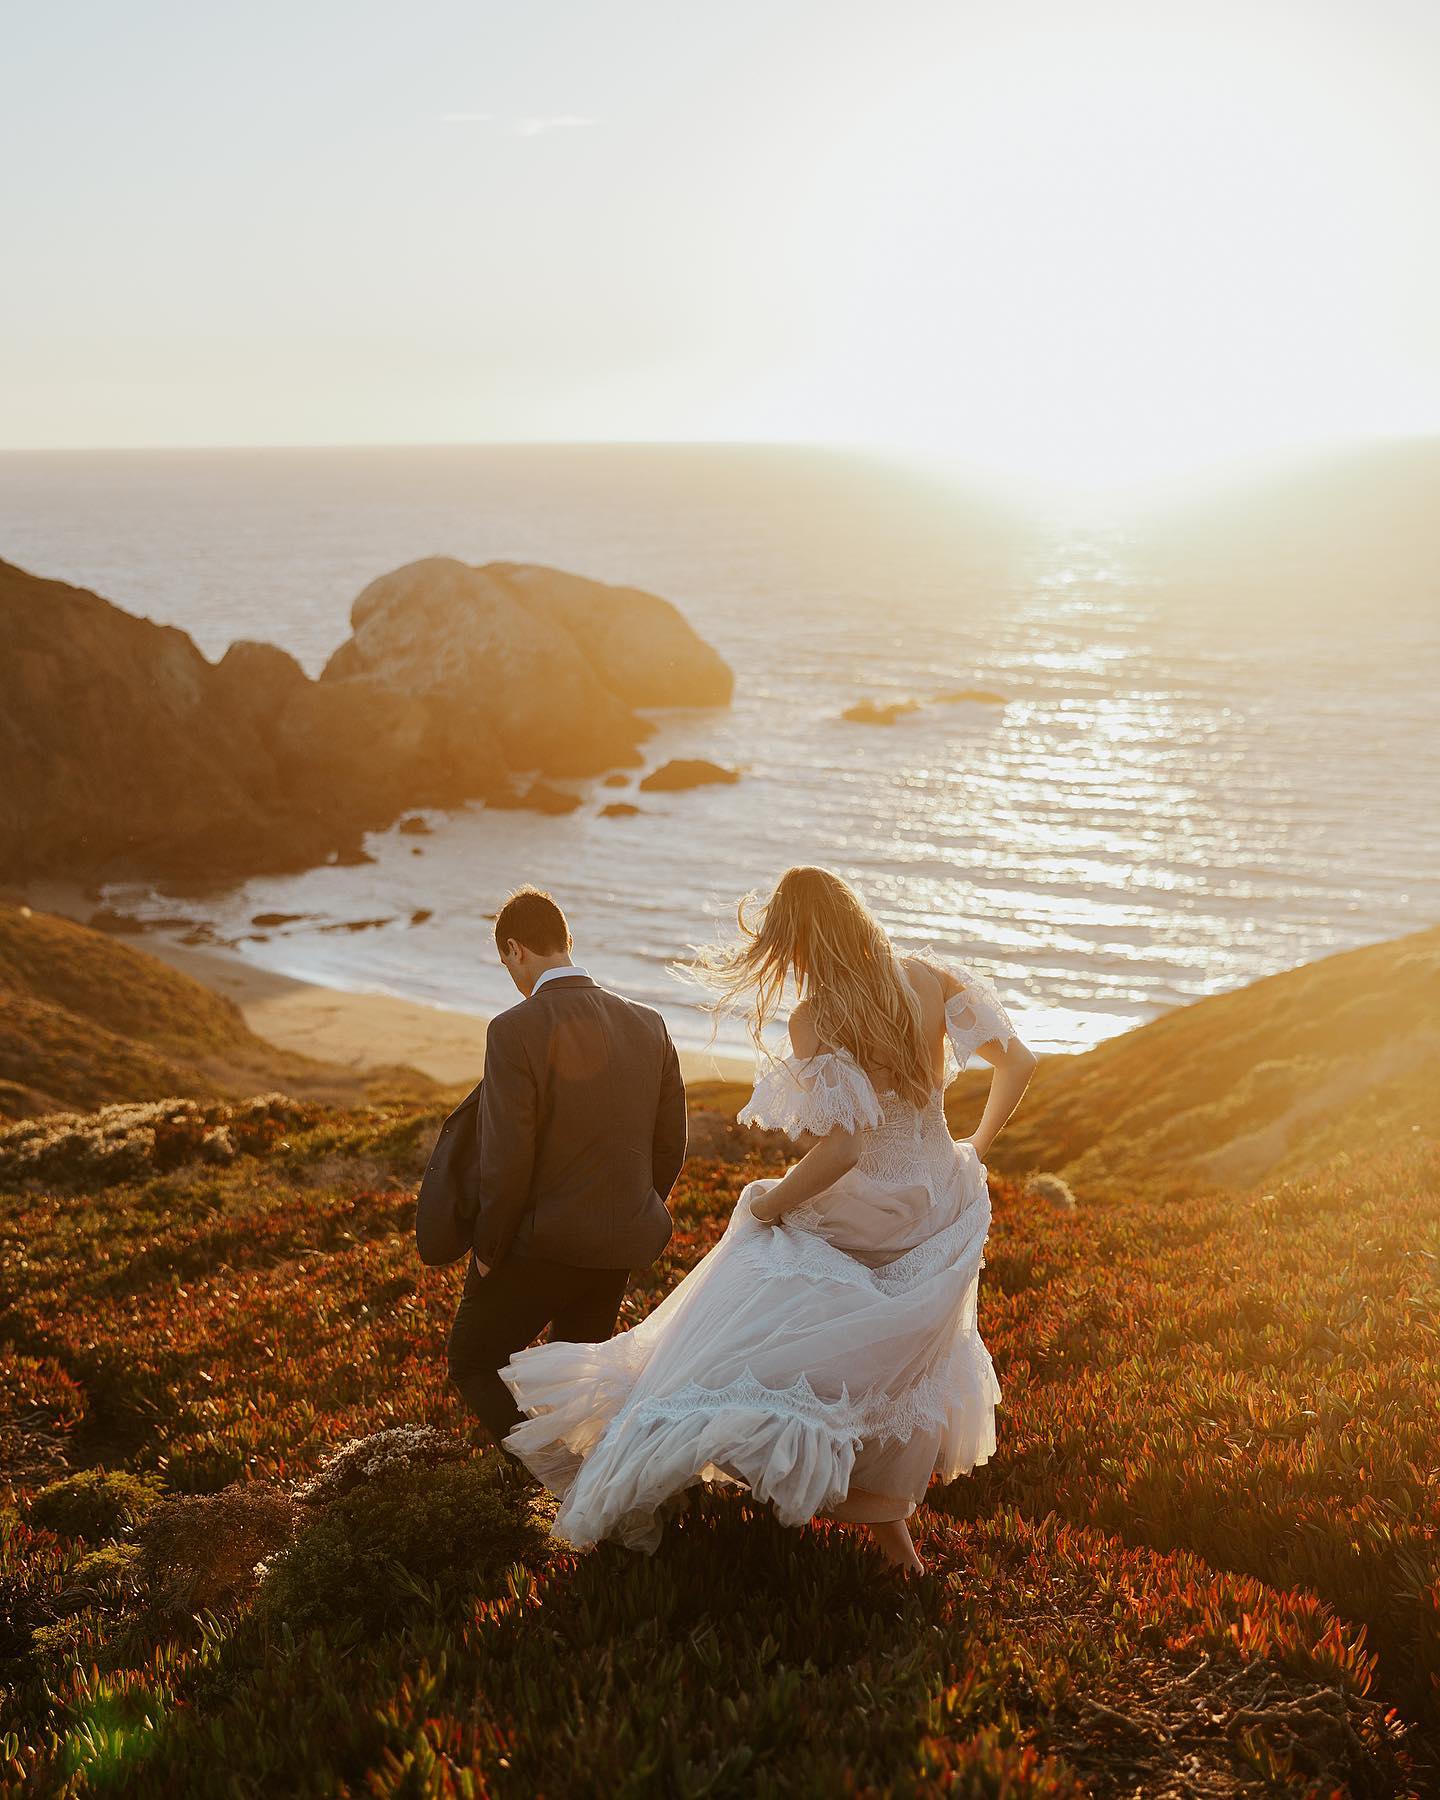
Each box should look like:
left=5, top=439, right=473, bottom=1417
left=4, top=0, right=1440, bottom=489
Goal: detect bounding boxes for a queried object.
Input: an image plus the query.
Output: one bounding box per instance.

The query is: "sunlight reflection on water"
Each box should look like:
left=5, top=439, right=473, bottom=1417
left=1, top=443, right=1433, bottom=1061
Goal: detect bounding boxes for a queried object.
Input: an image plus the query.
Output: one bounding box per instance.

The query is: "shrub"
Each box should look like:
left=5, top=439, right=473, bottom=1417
left=25, top=1468, right=164, bottom=1540
left=136, top=1485, right=299, bottom=1616
left=47, top=1544, right=145, bottom=1646
left=69, top=1541, right=143, bottom=1595
left=292, top=1424, right=470, bottom=1507
left=1023, top=1171, right=1078, bottom=1211
left=0, top=1091, right=313, bottom=1189
left=256, top=1456, right=547, bottom=1635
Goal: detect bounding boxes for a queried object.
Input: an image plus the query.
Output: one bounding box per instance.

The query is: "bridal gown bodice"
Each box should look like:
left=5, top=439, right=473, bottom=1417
left=500, top=952, right=1021, bottom=1554
left=742, top=1066, right=979, bottom=1268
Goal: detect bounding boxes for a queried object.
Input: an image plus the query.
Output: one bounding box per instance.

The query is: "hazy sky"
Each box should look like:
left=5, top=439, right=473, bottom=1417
left=5, top=0, right=1440, bottom=485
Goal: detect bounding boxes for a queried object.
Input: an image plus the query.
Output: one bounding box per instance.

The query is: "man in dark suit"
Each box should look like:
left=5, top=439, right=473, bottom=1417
left=447, top=887, right=687, bottom=1448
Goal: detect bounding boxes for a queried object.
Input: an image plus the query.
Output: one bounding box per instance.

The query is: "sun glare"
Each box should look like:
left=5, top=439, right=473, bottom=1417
left=755, top=19, right=1434, bottom=497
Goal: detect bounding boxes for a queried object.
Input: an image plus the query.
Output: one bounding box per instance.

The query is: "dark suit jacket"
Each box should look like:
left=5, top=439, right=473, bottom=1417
left=473, top=973, right=686, bottom=1270
left=414, top=1077, right=484, bottom=1267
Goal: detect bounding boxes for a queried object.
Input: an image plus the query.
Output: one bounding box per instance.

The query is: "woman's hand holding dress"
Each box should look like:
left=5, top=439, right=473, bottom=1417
left=748, top=1125, right=861, bottom=1224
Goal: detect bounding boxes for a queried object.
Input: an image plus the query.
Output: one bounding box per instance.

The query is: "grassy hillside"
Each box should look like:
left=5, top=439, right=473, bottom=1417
left=946, top=922, right=1440, bottom=1192
left=1, top=1093, right=1436, bottom=1790
left=0, top=904, right=440, bottom=1119
left=2, top=928, right=1438, bottom=1791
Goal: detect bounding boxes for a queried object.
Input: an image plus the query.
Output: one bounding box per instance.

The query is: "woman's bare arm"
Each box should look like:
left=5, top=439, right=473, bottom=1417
left=915, top=954, right=1037, bottom=1158
left=749, top=1000, right=860, bottom=1225
left=958, top=1037, right=1037, bottom=1160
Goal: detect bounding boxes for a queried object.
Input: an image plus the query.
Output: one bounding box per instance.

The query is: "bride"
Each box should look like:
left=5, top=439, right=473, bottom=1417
left=499, top=865, right=1038, bottom=1573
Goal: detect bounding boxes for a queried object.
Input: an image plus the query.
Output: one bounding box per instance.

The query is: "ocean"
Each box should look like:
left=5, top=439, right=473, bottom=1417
left=2, top=440, right=1436, bottom=1062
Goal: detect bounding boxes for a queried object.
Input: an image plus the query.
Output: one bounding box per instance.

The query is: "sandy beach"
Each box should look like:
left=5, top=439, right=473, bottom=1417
left=150, top=936, right=754, bottom=1088
left=9, top=878, right=753, bottom=1090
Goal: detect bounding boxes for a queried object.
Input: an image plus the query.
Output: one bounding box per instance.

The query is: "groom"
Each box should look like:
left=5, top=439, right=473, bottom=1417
left=447, top=886, right=687, bottom=1449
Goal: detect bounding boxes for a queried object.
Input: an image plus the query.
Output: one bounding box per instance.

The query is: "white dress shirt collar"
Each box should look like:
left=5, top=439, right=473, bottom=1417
left=531, top=964, right=590, bottom=996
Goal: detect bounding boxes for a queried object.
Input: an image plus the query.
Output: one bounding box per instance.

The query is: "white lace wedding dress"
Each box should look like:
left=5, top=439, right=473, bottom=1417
left=499, top=956, right=1019, bottom=1553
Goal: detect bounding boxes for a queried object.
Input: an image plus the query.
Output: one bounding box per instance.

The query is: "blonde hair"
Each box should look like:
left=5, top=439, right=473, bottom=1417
left=683, top=865, right=933, bottom=1107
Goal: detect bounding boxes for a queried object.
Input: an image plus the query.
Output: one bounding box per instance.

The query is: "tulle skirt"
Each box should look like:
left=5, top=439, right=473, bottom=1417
left=499, top=1149, right=1001, bottom=1553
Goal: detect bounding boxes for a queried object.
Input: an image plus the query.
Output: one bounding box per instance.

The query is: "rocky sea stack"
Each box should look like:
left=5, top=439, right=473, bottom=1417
left=0, top=555, right=732, bottom=887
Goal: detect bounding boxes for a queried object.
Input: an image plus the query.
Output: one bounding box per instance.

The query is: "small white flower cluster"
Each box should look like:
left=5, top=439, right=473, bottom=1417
left=292, top=1424, right=470, bottom=1506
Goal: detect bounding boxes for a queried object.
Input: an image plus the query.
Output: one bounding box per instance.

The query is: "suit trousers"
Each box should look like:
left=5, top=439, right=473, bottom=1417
left=447, top=1252, right=629, bottom=1447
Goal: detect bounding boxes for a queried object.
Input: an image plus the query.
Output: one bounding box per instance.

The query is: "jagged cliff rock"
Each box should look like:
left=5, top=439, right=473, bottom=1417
left=322, top=557, right=732, bottom=773
left=0, top=553, right=731, bottom=886
left=486, top=561, right=733, bottom=710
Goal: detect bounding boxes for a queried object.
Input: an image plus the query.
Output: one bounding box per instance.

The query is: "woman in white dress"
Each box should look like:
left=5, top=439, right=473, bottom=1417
left=499, top=866, right=1038, bottom=1573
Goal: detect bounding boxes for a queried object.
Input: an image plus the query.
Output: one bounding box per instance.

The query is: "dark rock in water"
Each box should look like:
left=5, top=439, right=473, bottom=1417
left=549, top=789, right=587, bottom=815
left=638, top=759, right=741, bottom=793
left=86, top=908, right=149, bottom=934
left=602, top=773, right=631, bottom=788
left=842, top=698, right=921, bottom=725
left=0, top=553, right=729, bottom=887
left=317, top=917, right=396, bottom=933
left=600, top=802, right=642, bottom=818
left=488, top=782, right=584, bottom=816
left=251, top=912, right=310, bottom=928
left=397, top=814, right=433, bottom=834
left=936, top=687, right=1007, bottom=706
left=410, top=908, right=433, bottom=925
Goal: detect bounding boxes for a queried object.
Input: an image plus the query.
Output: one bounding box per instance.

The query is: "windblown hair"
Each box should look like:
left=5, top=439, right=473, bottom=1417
left=683, top=866, right=933, bottom=1108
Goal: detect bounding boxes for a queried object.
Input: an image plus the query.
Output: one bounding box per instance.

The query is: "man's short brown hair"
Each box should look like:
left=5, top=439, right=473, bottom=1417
left=494, top=887, right=572, bottom=956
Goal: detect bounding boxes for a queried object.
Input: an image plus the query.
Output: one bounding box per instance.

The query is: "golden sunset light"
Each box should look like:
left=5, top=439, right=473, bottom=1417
left=3, top=3, right=1438, bottom=1791
left=5, top=3, right=1440, bottom=498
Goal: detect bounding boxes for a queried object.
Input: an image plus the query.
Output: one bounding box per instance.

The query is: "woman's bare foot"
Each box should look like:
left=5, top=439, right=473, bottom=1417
left=868, top=1516, right=924, bottom=1573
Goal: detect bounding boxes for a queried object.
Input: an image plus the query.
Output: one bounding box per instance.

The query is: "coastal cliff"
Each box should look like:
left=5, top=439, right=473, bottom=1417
left=0, top=555, right=732, bottom=886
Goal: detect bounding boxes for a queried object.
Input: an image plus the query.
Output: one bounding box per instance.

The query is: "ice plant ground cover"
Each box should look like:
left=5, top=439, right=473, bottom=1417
left=0, top=1098, right=1436, bottom=1794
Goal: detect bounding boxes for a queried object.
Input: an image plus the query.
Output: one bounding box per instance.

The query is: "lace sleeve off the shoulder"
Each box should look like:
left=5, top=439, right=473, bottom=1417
left=942, top=962, right=1020, bottom=1068
left=908, top=947, right=1021, bottom=1071
left=737, top=1050, right=884, bottom=1141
